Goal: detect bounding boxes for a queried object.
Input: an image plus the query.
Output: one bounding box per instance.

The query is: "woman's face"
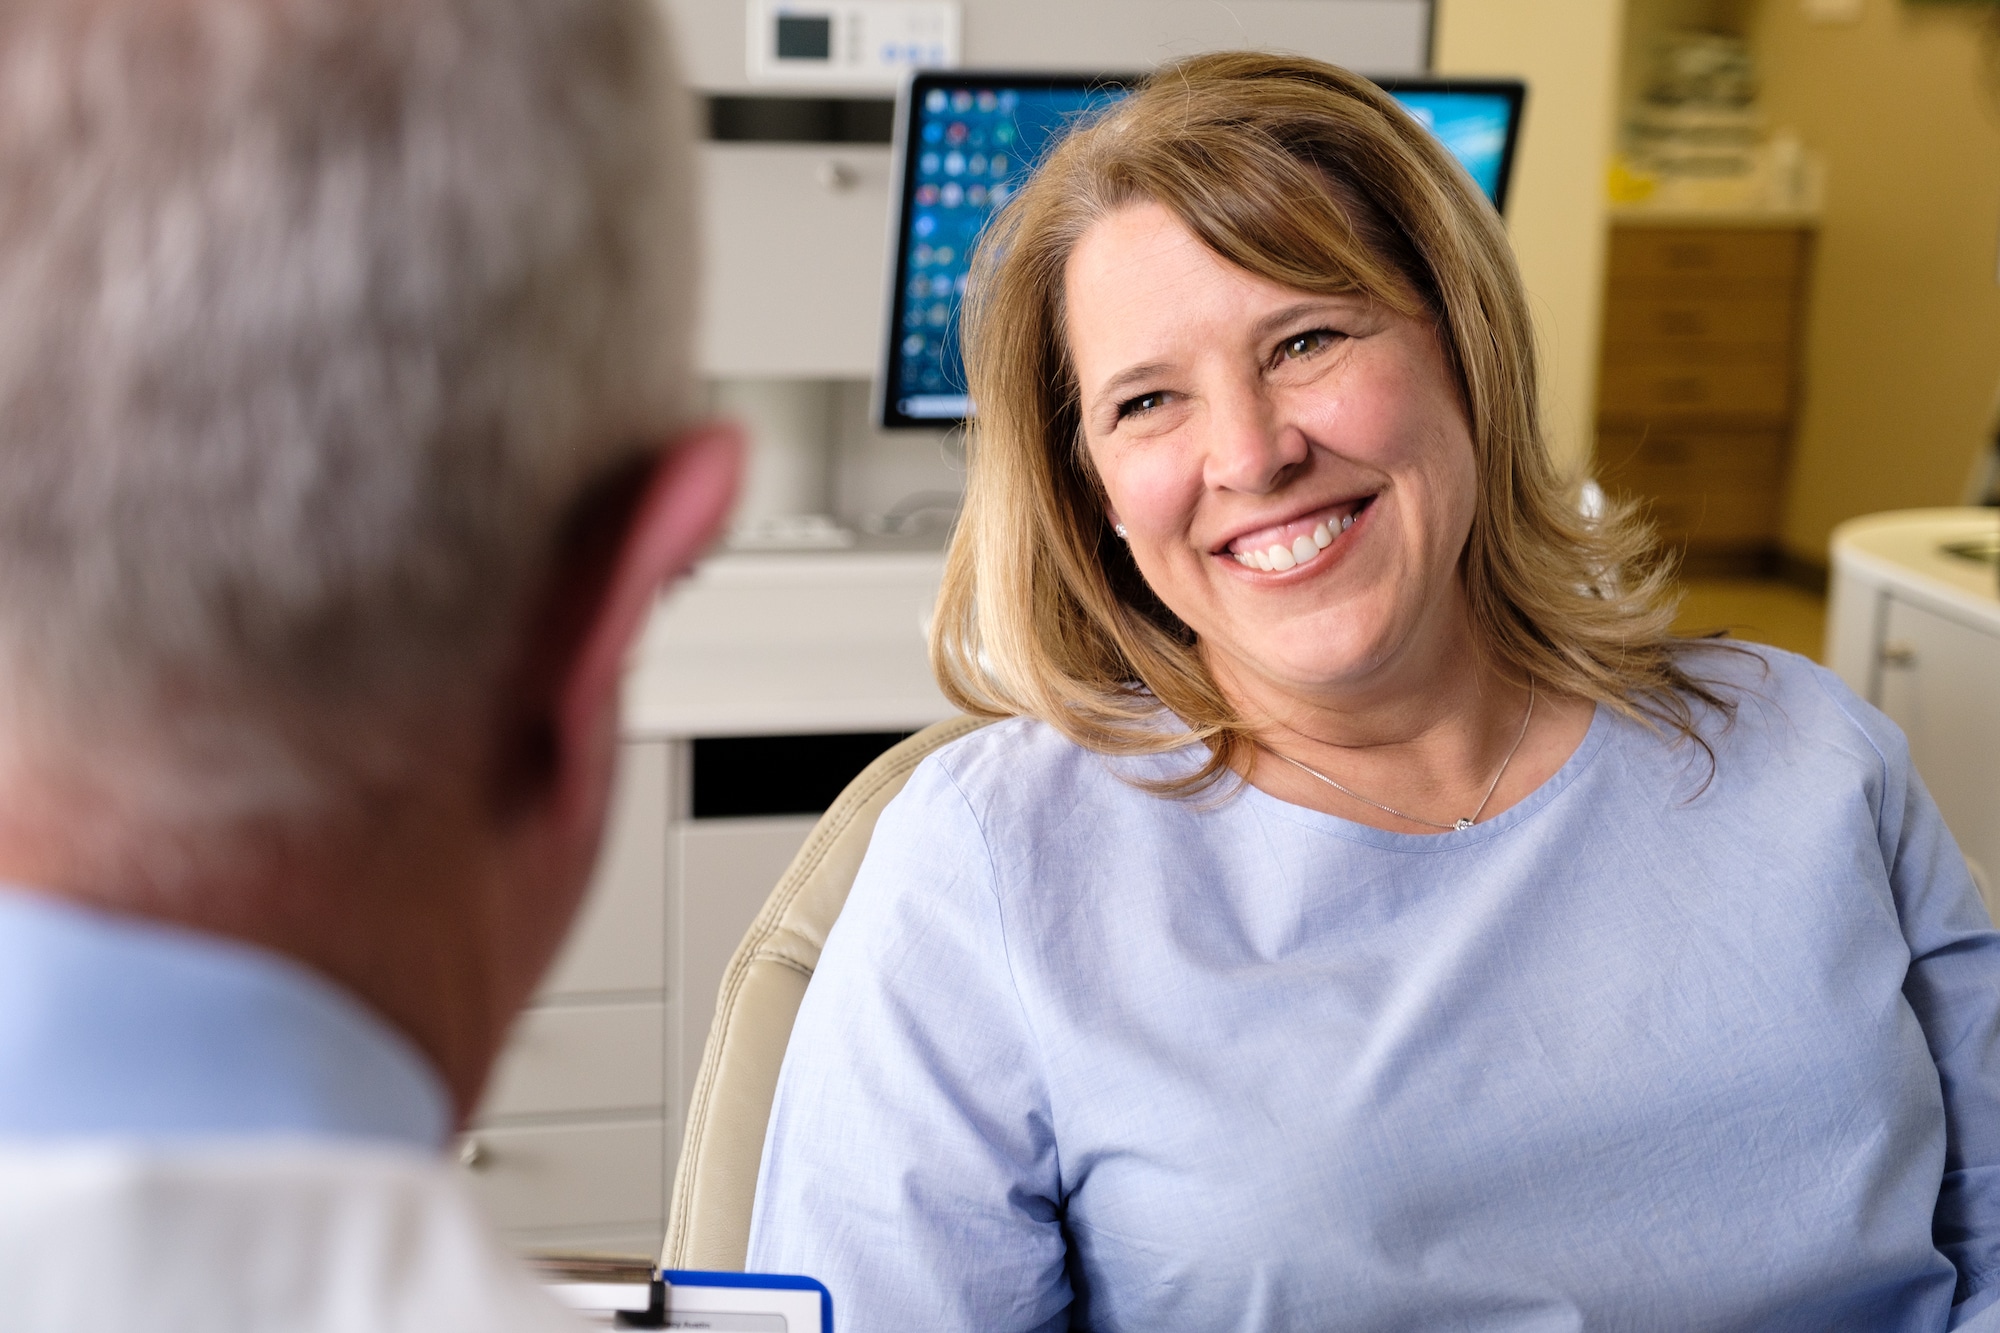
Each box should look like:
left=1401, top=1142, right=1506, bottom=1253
left=1065, top=200, right=1481, bottom=706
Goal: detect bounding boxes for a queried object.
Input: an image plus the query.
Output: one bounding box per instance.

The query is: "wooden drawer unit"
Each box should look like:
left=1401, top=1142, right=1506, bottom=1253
left=1595, top=223, right=1814, bottom=565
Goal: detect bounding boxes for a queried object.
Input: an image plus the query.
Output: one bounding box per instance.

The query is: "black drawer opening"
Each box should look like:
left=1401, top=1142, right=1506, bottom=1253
left=692, top=731, right=917, bottom=819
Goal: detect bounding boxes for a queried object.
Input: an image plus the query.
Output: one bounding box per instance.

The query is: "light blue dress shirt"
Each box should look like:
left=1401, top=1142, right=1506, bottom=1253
left=748, top=647, right=2000, bottom=1331
left=0, top=889, right=450, bottom=1149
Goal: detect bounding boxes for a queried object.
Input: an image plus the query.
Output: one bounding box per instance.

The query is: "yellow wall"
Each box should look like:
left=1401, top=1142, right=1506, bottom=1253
left=1436, top=0, right=1625, bottom=475
left=1751, top=0, right=2000, bottom=562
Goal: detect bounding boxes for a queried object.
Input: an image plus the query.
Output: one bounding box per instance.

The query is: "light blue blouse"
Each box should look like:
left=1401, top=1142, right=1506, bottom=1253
left=748, top=646, right=2000, bottom=1331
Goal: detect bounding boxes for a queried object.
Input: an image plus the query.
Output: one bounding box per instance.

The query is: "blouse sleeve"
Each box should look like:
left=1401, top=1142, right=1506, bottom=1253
left=744, top=756, right=1071, bottom=1333
left=1826, top=673, right=2000, bottom=1326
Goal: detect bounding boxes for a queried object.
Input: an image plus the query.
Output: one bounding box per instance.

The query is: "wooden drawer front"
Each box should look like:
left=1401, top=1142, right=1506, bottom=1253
left=1608, top=228, right=1806, bottom=283
left=1598, top=363, right=1793, bottom=420
left=1600, top=296, right=1797, bottom=349
left=458, top=1119, right=664, bottom=1232
left=1643, top=489, right=1782, bottom=545
left=479, top=1002, right=666, bottom=1121
left=1599, top=340, right=1791, bottom=370
left=1597, top=429, right=1785, bottom=545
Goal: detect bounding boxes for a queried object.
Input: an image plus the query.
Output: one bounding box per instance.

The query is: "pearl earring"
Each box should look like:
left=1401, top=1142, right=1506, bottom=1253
left=1114, top=524, right=1128, bottom=538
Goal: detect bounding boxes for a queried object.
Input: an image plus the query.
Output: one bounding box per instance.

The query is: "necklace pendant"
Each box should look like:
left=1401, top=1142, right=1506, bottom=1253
left=1454, top=817, right=1474, bottom=831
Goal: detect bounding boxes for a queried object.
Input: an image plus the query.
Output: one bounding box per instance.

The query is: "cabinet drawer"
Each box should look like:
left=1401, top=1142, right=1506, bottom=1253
left=457, top=1119, right=665, bottom=1233
left=1597, top=428, right=1786, bottom=479
left=1600, top=296, right=1798, bottom=348
left=479, top=1002, right=666, bottom=1121
left=1596, top=428, right=1785, bottom=546
left=541, top=742, right=669, bottom=998
left=1598, top=363, right=1792, bottom=420
left=1599, top=339, right=1791, bottom=370
left=674, top=815, right=819, bottom=1103
left=1608, top=227, right=1806, bottom=282
left=1642, top=490, right=1783, bottom=545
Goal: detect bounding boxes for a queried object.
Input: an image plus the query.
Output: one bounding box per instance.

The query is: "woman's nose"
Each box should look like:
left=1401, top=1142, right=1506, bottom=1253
left=1201, top=389, right=1309, bottom=494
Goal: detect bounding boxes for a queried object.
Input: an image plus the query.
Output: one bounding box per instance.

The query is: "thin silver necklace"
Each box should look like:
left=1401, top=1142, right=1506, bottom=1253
left=1267, top=681, right=1536, bottom=832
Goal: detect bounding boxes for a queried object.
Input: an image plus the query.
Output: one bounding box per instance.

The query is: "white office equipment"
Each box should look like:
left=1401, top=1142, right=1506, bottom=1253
left=746, top=1, right=960, bottom=87
left=1828, top=508, right=2000, bottom=920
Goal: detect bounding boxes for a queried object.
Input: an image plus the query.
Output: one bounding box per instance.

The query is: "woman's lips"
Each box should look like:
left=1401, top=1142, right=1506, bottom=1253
left=1224, top=498, right=1371, bottom=572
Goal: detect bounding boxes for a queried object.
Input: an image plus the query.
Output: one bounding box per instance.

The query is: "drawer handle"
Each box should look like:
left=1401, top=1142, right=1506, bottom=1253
left=1880, top=640, right=1917, bottom=668
left=458, top=1136, right=491, bottom=1171
left=817, top=160, right=858, bottom=191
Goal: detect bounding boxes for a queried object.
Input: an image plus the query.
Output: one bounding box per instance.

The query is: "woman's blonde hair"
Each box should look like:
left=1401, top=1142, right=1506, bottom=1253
left=933, top=51, right=1731, bottom=791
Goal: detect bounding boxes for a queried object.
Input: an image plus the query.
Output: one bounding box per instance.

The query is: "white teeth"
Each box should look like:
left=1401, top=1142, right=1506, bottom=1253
left=1230, top=507, right=1363, bottom=573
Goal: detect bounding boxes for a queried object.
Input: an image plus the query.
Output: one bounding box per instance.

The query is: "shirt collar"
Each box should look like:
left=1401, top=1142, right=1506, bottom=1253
left=0, top=888, right=452, bottom=1151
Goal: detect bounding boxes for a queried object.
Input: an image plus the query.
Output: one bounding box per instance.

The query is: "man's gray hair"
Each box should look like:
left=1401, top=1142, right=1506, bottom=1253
left=0, top=0, right=695, bottom=817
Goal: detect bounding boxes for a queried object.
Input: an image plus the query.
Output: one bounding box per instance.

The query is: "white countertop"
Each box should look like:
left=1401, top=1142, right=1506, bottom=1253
left=1831, top=508, right=2000, bottom=634
left=620, top=548, right=953, bottom=738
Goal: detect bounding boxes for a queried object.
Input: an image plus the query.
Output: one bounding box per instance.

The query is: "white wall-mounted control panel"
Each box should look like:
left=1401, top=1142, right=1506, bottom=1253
left=746, top=1, right=960, bottom=87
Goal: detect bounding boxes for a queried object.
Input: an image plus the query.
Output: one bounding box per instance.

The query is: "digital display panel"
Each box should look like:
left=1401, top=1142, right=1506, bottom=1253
left=880, top=74, right=1526, bottom=428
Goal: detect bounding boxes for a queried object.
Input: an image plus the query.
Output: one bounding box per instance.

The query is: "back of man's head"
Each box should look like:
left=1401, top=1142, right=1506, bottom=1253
left=0, top=0, right=697, bottom=864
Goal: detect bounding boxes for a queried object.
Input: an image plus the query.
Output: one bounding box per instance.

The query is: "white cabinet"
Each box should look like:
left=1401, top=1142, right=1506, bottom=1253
left=1828, top=509, right=2000, bottom=916
left=463, top=550, right=951, bottom=1257
left=1877, top=595, right=2000, bottom=903
left=696, top=144, right=895, bottom=379
left=462, top=741, right=675, bottom=1258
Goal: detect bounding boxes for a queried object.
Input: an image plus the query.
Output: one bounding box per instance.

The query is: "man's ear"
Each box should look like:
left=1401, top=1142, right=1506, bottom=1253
left=498, top=421, right=742, bottom=828
left=558, top=421, right=744, bottom=758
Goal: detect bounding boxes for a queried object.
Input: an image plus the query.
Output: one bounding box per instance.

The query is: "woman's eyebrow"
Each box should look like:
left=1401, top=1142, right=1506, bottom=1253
left=1092, top=359, right=1174, bottom=409
left=1250, top=298, right=1361, bottom=341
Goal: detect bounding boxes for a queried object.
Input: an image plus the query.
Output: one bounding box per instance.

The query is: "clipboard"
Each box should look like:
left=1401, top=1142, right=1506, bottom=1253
left=614, top=1270, right=830, bottom=1332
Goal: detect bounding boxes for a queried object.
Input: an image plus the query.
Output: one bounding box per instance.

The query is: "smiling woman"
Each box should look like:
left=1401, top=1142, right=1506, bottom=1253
left=932, top=51, right=1721, bottom=804
left=746, top=52, right=2000, bottom=1333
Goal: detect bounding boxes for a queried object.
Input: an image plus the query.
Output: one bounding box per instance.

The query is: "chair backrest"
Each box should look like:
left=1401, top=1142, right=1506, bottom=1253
left=660, top=715, right=988, bottom=1272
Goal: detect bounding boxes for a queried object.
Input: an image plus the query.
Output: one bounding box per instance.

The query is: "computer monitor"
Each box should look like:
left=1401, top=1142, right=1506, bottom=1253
left=878, top=71, right=1526, bottom=430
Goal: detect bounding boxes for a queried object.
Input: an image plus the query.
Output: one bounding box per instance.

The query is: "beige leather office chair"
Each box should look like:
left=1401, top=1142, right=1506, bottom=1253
left=660, top=715, right=988, bottom=1272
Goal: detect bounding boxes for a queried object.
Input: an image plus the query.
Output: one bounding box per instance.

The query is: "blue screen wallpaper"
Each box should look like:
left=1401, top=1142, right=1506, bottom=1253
left=889, top=81, right=1518, bottom=423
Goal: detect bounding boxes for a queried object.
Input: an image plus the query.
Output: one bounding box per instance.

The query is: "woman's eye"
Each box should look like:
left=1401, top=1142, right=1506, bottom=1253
left=1117, top=390, right=1171, bottom=420
left=1276, top=329, right=1339, bottom=362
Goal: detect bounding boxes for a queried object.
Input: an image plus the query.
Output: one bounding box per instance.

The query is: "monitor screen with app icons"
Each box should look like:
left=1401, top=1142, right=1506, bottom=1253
left=879, top=72, right=1525, bottom=429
